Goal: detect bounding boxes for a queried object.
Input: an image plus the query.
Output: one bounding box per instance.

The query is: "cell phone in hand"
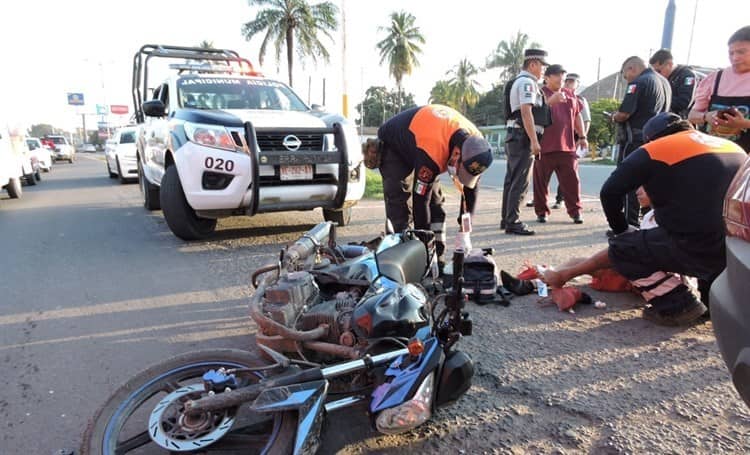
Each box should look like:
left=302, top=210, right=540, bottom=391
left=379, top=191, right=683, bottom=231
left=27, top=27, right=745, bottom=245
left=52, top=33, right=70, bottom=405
left=717, top=107, right=739, bottom=120
left=602, top=111, right=613, bottom=118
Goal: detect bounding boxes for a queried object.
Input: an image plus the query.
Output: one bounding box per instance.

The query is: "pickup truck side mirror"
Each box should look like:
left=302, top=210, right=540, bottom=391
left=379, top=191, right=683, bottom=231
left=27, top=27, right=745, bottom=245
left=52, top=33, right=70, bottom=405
left=143, top=100, right=167, bottom=117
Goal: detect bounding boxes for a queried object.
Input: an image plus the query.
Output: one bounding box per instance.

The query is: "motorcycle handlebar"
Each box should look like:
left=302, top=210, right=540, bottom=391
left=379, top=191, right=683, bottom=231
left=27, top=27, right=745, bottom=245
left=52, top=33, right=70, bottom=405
left=451, top=249, right=464, bottom=297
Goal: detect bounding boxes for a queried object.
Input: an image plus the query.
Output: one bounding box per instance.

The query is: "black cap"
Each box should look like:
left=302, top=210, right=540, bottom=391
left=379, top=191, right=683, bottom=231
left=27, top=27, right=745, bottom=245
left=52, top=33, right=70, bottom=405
left=544, top=64, right=566, bottom=76
left=643, top=112, right=682, bottom=142
left=565, top=73, right=580, bottom=81
left=524, top=48, right=549, bottom=65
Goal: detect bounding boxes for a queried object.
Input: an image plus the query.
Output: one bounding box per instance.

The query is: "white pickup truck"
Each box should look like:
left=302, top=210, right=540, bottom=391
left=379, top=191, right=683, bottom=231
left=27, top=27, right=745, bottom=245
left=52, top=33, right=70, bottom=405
left=133, top=45, right=365, bottom=240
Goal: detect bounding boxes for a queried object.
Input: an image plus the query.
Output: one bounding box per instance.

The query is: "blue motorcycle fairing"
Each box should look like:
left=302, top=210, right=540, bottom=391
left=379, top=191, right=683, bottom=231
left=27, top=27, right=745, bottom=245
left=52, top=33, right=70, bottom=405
left=333, top=234, right=404, bottom=291
left=250, top=380, right=328, bottom=455
left=369, top=337, right=442, bottom=413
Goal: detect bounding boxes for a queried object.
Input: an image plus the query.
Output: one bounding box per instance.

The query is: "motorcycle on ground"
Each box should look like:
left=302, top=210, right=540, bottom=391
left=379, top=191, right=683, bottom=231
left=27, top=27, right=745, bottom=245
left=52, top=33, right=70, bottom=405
left=81, top=222, right=474, bottom=454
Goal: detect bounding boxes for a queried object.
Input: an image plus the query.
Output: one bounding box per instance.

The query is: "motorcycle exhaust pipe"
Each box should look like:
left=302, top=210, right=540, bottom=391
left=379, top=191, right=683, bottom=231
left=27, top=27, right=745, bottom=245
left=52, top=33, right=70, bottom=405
left=282, top=222, right=332, bottom=267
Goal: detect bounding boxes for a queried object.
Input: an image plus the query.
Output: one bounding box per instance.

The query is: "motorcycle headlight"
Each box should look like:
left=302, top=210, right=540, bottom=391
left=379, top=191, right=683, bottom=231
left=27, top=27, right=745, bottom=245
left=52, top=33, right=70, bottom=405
left=375, top=373, right=434, bottom=434
left=184, top=122, right=236, bottom=151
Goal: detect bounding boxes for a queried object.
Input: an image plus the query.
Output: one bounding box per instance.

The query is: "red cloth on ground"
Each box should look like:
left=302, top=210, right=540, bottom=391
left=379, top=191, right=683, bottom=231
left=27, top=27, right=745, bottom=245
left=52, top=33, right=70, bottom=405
left=590, top=268, right=632, bottom=292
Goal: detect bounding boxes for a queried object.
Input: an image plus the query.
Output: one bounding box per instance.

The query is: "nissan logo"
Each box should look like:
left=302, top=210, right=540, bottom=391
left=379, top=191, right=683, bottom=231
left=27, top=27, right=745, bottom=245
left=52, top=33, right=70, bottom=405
left=282, top=135, right=302, bottom=151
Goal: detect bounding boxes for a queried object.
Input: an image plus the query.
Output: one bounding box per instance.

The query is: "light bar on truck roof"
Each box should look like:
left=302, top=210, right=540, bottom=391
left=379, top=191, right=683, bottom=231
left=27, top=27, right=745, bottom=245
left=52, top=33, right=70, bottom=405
left=168, top=63, right=263, bottom=77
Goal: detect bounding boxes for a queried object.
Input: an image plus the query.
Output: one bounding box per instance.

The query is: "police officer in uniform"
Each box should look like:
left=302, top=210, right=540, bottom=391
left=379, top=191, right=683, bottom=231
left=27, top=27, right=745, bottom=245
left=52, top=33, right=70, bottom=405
left=501, top=48, right=559, bottom=235
left=649, top=49, right=698, bottom=118
left=612, top=56, right=671, bottom=228
left=366, top=104, right=493, bottom=268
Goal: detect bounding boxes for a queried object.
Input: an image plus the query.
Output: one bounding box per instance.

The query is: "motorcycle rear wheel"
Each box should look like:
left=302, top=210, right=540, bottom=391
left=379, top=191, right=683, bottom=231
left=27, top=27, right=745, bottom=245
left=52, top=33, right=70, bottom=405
left=81, top=349, right=296, bottom=455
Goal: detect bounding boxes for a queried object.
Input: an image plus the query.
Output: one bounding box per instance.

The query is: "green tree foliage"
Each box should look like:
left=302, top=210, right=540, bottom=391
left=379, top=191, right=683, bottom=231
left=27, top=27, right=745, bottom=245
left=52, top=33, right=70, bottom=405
left=28, top=124, right=57, bottom=138
left=376, top=11, right=425, bottom=109
left=588, top=98, right=620, bottom=149
left=197, top=40, right=215, bottom=49
left=355, top=86, right=416, bottom=127
left=447, top=58, right=481, bottom=114
left=429, top=80, right=457, bottom=109
left=486, top=31, right=541, bottom=82
left=242, top=0, right=338, bottom=87
left=88, top=131, right=104, bottom=146
left=466, top=84, right=506, bottom=126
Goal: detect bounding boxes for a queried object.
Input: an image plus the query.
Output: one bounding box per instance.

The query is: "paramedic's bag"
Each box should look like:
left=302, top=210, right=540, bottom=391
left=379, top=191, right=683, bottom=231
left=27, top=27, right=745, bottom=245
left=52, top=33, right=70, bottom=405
left=462, top=248, right=499, bottom=303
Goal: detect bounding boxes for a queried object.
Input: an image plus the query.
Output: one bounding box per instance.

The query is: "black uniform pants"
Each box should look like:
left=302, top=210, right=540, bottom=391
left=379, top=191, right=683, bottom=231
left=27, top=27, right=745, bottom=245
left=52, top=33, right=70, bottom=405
left=501, top=128, right=536, bottom=226
left=380, top=145, right=447, bottom=259
left=616, top=138, right=644, bottom=227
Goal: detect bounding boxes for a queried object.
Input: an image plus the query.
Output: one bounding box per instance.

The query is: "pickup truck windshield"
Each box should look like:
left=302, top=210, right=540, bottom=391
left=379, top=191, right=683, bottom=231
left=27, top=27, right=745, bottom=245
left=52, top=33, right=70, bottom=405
left=48, top=137, right=68, bottom=145
left=120, top=132, right=136, bottom=144
left=177, top=77, right=308, bottom=112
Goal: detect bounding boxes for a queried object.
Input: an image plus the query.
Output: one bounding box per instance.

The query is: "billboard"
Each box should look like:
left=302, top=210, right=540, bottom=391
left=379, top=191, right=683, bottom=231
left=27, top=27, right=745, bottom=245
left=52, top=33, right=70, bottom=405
left=110, top=105, right=129, bottom=115
left=67, top=93, right=85, bottom=106
left=96, top=104, right=108, bottom=115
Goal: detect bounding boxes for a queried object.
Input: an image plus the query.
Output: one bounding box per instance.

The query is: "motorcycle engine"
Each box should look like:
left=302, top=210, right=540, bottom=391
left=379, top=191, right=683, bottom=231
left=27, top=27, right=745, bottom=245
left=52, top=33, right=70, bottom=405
left=262, top=271, right=361, bottom=345
left=262, top=271, right=319, bottom=327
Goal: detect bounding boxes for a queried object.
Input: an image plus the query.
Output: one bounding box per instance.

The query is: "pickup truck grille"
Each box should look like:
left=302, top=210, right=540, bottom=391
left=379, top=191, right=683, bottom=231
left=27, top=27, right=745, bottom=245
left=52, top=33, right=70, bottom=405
left=256, top=133, right=324, bottom=152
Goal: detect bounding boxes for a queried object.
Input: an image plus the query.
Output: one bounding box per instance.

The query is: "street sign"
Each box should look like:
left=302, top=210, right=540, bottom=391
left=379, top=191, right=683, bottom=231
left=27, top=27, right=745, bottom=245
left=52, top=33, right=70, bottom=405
left=67, top=93, right=85, bottom=106
left=96, top=104, right=108, bottom=115
left=110, top=105, right=129, bottom=115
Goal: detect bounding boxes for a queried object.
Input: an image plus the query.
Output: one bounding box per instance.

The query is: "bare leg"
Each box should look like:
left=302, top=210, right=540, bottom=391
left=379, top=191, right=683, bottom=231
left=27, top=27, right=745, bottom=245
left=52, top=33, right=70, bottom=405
left=544, top=248, right=612, bottom=288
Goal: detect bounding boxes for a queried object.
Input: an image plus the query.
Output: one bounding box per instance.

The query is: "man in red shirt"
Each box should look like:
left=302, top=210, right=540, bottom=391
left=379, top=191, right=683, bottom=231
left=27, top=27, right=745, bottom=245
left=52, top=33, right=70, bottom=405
left=533, top=65, right=588, bottom=223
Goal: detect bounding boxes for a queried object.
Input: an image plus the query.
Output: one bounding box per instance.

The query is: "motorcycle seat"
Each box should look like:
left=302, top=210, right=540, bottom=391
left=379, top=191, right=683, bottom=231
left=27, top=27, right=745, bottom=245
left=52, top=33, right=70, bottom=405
left=376, top=239, right=428, bottom=285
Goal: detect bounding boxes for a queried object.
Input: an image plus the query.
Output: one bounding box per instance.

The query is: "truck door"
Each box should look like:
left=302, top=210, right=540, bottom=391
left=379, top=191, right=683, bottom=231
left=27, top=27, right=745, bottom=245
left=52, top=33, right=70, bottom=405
left=144, top=83, right=170, bottom=184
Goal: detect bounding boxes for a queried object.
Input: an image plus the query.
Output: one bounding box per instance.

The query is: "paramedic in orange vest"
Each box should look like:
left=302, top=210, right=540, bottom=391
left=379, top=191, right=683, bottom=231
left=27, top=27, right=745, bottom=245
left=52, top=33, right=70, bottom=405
left=366, top=104, right=493, bottom=268
left=544, top=113, right=746, bottom=325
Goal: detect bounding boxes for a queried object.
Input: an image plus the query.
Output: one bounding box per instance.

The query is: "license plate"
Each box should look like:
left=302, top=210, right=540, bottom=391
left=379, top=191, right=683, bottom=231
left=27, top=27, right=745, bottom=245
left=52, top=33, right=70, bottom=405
left=280, top=164, right=313, bottom=181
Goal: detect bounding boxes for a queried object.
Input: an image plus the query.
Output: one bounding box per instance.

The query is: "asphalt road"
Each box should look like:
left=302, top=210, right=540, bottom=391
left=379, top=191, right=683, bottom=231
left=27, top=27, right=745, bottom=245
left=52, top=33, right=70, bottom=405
left=1, top=155, right=748, bottom=454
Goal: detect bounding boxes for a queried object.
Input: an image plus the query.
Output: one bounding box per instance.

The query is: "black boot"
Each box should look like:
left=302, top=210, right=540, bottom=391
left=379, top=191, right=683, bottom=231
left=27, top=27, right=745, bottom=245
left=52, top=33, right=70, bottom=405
left=500, top=270, right=535, bottom=296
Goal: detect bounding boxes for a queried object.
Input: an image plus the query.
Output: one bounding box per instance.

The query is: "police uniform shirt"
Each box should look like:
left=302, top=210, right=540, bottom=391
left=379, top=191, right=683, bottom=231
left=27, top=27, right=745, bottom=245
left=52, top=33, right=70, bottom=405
left=668, top=65, right=698, bottom=117
left=509, top=71, right=544, bottom=132
left=619, top=68, right=672, bottom=130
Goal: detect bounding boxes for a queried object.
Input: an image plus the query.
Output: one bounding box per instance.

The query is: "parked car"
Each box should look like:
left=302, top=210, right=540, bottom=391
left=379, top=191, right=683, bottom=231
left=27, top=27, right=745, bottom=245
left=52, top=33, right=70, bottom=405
left=46, top=135, right=75, bottom=163
left=0, top=128, right=24, bottom=198
left=26, top=137, right=53, bottom=172
left=105, top=127, right=138, bottom=183
left=81, top=143, right=97, bottom=153
left=711, top=156, right=750, bottom=408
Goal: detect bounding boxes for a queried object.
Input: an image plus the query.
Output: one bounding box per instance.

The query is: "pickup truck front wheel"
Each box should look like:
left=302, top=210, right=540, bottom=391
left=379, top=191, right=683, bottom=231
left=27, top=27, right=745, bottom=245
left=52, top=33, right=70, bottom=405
left=323, top=207, right=352, bottom=226
left=138, top=160, right=160, bottom=211
left=5, top=178, right=22, bottom=198
left=160, top=165, right=217, bottom=240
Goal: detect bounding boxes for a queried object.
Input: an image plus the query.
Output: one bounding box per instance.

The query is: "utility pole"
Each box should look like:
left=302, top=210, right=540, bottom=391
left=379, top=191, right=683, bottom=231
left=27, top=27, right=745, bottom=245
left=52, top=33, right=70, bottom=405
left=686, top=0, right=699, bottom=64
left=81, top=113, right=86, bottom=144
left=341, top=0, right=349, bottom=118
left=661, top=0, right=676, bottom=50
left=596, top=57, right=601, bottom=100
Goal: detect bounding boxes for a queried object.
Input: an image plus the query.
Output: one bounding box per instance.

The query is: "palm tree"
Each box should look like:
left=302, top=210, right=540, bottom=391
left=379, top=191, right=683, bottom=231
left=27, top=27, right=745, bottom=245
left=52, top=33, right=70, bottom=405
left=197, top=40, right=215, bottom=49
left=242, top=0, right=338, bottom=87
left=429, top=80, right=456, bottom=108
left=486, top=31, right=541, bottom=82
left=376, top=11, right=425, bottom=110
left=447, top=58, right=481, bottom=114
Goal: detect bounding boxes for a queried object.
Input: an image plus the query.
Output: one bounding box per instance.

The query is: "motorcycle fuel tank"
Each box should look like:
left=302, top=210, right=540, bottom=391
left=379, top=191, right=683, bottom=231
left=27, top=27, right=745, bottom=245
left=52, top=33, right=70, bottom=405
left=352, top=283, right=429, bottom=338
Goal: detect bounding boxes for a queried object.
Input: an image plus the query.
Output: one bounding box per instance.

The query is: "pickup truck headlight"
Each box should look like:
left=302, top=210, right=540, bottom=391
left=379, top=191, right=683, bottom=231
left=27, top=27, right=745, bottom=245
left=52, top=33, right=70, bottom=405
left=184, top=122, right=236, bottom=151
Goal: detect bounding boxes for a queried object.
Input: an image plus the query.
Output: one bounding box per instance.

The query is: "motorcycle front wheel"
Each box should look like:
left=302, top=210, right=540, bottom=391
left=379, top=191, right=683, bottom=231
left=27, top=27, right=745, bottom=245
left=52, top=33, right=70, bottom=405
left=81, top=349, right=296, bottom=455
